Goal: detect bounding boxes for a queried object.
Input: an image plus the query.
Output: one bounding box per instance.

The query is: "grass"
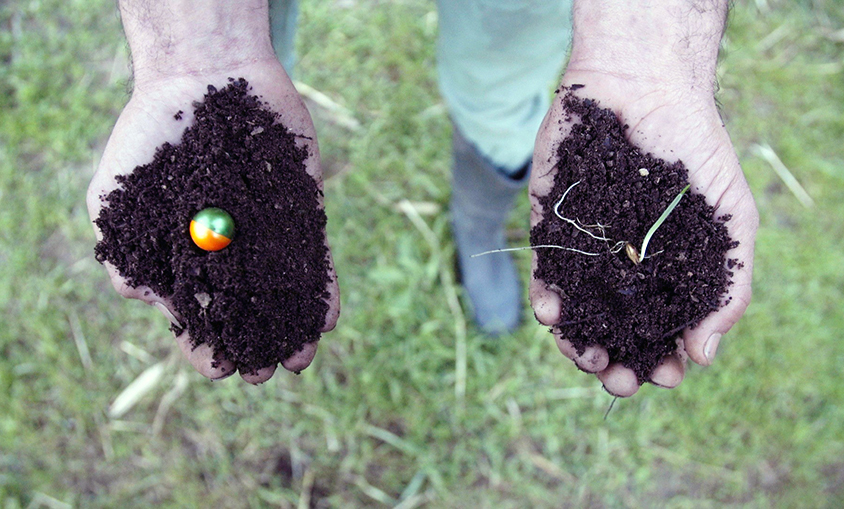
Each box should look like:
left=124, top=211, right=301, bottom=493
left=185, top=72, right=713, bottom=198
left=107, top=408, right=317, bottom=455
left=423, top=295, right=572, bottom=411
left=1, top=0, right=843, bottom=507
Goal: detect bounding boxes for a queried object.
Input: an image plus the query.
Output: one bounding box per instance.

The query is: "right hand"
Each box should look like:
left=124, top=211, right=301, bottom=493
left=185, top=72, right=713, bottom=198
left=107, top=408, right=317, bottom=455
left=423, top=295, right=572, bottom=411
left=87, top=59, right=340, bottom=384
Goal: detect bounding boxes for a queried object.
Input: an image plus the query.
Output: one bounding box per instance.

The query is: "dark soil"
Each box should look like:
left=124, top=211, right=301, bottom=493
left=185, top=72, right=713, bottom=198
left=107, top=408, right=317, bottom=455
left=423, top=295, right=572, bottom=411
left=530, top=88, right=738, bottom=383
left=95, top=78, right=331, bottom=375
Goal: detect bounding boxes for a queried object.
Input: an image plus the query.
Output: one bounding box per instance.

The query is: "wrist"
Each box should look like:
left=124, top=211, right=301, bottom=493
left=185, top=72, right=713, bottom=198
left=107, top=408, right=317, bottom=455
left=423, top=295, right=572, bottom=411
left=568, top=0, right=728, bottom=97
left=120, top=0, right=276, bottom=87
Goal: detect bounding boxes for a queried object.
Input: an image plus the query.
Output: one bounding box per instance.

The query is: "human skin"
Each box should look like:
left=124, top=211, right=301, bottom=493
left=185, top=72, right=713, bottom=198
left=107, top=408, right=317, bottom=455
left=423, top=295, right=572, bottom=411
left=87, top=0, right=340, bottom=384
left=530, top=0, right=758, bottom=397
left=92, top=0, right=756, bottom=392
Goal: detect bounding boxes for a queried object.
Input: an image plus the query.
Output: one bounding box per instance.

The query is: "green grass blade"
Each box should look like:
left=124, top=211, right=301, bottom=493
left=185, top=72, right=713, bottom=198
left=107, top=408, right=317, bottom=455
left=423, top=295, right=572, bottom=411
left=639, top=184, right=690, bottom=262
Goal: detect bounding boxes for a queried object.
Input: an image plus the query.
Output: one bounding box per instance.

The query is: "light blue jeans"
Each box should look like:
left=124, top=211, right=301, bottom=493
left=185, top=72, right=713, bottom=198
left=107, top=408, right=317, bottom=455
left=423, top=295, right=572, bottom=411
left=270, top=0, right=572, bottom=173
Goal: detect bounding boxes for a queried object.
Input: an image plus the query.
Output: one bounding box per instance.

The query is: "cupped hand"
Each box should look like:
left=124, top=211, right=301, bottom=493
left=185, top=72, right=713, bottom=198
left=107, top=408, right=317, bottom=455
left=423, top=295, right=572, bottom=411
left=530, top=71, right=758, bottom=397
left=87, top=59, right=340, bottom=384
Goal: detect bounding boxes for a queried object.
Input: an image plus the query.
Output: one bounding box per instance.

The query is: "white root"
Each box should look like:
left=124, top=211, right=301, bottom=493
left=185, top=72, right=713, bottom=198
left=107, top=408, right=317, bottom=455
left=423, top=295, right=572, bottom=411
left=472, top=181, right=642, bottom=261
left=553, top=181, right=614, bottom=242
left=471, top=245, right=603, bottom=258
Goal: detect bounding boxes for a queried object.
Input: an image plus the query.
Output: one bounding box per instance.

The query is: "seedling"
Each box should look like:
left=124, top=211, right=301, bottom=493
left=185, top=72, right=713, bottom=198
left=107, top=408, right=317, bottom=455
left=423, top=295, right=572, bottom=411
left=472, top=182, right=691, bottom=265
left=627, top=184, right=690, bottom=265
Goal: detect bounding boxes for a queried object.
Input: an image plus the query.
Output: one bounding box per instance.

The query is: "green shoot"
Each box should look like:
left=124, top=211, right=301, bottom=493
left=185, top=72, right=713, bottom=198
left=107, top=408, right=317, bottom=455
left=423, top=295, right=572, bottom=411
left=635, top=184, right=691, bottom=264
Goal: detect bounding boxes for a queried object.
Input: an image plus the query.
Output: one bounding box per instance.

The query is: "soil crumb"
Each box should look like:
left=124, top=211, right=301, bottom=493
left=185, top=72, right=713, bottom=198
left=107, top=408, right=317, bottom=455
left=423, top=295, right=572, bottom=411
left=95, top=78, right=331, bottom=375
left=530, top=88, right=737, bottom=383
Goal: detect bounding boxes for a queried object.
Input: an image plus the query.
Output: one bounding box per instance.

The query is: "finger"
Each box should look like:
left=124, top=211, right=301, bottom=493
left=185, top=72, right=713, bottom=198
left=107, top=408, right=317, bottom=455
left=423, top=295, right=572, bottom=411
left=649, top=352, right=686, bottom=389
left=107, top=262, right=238, bottom=380
left=258, top=71, right=340, bottom=336
left=529, top=92, right=573, bottom=326
left=281, top=341, right=318, bottom=373
left=320, top=256, right=341, bottom=333
left=102, top=262, right=152, bottom=302
left=240, top=365, right=277, bottom=385
left=106, top=262, right=237, bottom=380
left=152, top=301, right=183, bottom=329
left=174, top=331, right=236, bottom=380
left=112, top=277, right=155, bottom=302
left=531, top=278, right=562, bottom=326
left=684, top=200, right=757, bottom=367
left=281, top=91, right=340, bottom=336
left=596, top=363, right=641, bottom=398
left=529, top=150, right=557, bottom=224
left=683, top=290, right=745, bottom=367
left=554, top=336, right=609, bottom=373
left=530, top=257, right=562, bottom=326
left=106, top=261, right=184, bottom=329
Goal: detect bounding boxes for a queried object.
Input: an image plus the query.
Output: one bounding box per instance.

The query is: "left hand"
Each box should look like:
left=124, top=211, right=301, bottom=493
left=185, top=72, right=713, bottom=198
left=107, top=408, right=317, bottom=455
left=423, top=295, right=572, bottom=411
left=529, top=71, right=758, bottom=397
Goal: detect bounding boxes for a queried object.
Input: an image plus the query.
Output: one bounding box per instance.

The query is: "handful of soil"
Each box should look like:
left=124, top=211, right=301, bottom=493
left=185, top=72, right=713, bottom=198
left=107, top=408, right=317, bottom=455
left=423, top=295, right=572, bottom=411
left=530, top=89, right=739, bottom=383
left=95, top=78, right=331, bottom=375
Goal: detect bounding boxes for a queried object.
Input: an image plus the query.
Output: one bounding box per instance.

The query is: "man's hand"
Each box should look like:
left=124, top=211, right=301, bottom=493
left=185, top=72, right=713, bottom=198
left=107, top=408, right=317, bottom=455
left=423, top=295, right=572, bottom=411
left=87, top=0, right=340, bottom=384
left=530, top=0, right=758, bottom=397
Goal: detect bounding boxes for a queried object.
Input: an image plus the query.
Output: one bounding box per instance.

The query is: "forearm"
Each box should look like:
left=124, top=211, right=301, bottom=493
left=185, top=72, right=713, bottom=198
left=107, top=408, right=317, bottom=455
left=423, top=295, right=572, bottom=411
left=119, top=0, right=276, bottom=86
left=568, top=0, right=729, bottom=96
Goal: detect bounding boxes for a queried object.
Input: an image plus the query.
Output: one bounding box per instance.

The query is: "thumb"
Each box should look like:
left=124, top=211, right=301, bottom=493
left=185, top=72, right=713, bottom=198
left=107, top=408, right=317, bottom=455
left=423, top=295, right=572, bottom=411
left=104, top=262, right=237, bottom=380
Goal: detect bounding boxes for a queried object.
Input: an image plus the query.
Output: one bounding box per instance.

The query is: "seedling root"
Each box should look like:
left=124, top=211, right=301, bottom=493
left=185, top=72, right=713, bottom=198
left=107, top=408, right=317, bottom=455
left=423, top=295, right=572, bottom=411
left=473, top=182, right=691, bottom=265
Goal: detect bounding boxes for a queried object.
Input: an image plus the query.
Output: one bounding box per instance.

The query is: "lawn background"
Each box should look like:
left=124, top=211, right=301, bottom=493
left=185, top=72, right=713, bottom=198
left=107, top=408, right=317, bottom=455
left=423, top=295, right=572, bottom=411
left=1, top=0, right=843, bottom=507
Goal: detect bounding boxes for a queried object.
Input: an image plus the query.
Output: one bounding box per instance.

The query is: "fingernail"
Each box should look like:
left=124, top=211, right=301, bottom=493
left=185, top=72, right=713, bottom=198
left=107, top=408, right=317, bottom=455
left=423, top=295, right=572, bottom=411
left=153, top=302, right=183, bottom=329
left=704, top=333, right=722, bottom=364
left=211, top=372, right=234, bottom=382
left=211, top=368, right=235, bottom=382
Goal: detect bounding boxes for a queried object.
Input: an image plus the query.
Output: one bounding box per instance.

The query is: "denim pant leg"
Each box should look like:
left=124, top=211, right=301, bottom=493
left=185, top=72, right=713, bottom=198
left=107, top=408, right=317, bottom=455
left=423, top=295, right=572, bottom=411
left=436, top=0, right=572, bottom=172
left=269, top=0, right=299, bottom=76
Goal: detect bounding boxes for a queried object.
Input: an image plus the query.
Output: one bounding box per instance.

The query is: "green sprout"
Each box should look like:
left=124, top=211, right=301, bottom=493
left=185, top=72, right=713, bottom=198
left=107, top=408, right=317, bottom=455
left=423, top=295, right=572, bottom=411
left=626, top=184, right=691, bottom=265
left=473, top=182, right=692, bottom=265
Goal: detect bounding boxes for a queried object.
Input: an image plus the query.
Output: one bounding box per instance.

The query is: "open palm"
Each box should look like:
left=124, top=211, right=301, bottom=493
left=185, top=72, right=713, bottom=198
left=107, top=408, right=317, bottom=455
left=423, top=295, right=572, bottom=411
left=87, top=59, right=340, bottom=384
left=530, top=71, right=758, bottom=397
